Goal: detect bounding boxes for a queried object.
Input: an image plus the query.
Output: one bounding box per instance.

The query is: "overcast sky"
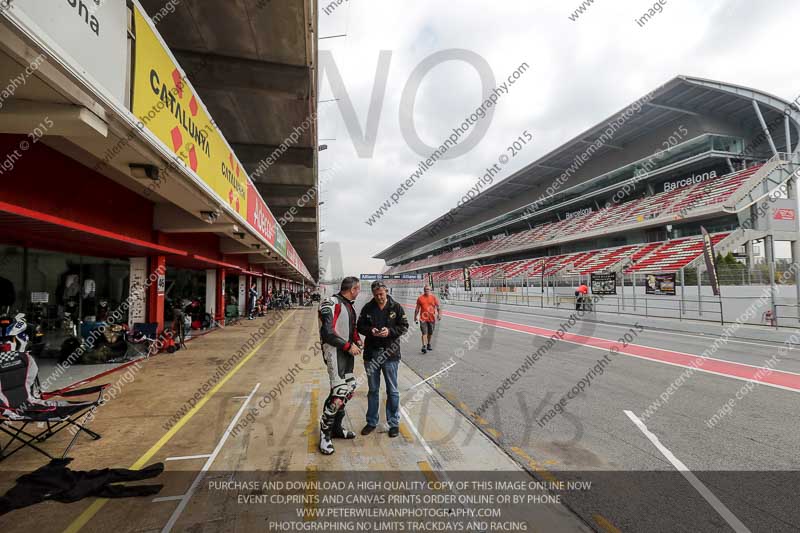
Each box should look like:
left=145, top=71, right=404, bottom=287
left=316, top=0, right=800, bottom=278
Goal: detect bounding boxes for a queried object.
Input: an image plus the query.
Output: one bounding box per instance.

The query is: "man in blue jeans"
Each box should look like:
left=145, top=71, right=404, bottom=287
left=357, top=280, right=409, bottom=438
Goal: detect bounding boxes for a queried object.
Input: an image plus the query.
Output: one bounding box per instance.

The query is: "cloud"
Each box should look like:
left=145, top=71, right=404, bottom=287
left=317, top=0, right=800, bottom=276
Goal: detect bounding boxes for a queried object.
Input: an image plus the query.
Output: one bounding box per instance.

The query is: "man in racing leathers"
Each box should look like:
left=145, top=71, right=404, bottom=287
left=318, top=276, right=363, bottom=455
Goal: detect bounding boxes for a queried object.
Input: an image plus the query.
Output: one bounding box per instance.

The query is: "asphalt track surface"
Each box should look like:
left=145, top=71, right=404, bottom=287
left=382, top=295, right=800, bottom=533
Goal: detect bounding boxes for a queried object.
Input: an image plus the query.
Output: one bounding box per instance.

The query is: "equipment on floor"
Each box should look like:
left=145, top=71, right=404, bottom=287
left=0, top=351, right=109, bottom=462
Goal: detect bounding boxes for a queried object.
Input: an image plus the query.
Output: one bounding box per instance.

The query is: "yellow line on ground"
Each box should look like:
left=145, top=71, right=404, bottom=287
left=510, top=446, right=558, bottom=483
left=484, top=428, right=502, bottom=439
left=473, top=414, right=489, bottom=425
left=63, top=312, right=296, bottom=533
left=593, top=513, right=623, bottom=533
left=308, top=389, right=319, bottom=453
left=399, top=424, right=415, bottom=443
left=417, top=460, right=440, bottom=486
left=304, top=464, right=318, bottom=522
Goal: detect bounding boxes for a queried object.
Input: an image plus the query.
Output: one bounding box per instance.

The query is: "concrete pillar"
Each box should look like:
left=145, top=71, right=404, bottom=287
left=216, top=268, right=226, bottom=324
left=792, top=240, right=800, bottom=316
left=765, top=235, right=775, bottom=264
left=238, top=274, right=247, bottom=317
left=787, top=175, right=800, bottom=309
left=147, top=255, right=166, bottom=333
left=205, top=270, right=216, bottom=318
left=697, top=265, right=703, bottom=316
left=745, top=240, right=754, bottom=268
left=128, top=257, right=148, bottom=329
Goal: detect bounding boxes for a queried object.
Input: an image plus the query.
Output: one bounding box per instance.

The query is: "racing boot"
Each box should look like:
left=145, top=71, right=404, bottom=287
left=319, top=430, right=334, bottom=455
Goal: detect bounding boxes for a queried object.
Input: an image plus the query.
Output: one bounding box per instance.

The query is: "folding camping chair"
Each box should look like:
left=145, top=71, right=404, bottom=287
left=0, top=351, right=108, bottom=461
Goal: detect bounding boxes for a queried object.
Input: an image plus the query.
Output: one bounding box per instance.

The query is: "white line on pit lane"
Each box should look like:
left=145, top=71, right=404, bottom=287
left=153, top=495, right=185, bottom=503
left=624, top=410, right=751, bottom=533
left=161, top=382, right=261, bottom=533
left=407, top=361, right=458, bottom=391
left=399, top=404, right=435, bottom=457
left=165, top=454, right=212, bottom=461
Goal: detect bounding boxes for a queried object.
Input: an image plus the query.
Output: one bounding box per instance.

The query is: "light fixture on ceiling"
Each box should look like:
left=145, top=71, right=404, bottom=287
left=200, top=210, right=220, bottom=223
left=129, top=163, right=161, bottom=181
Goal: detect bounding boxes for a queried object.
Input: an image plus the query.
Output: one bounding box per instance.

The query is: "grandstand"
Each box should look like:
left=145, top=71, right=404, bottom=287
left=376, top=76, right=800, bottom=294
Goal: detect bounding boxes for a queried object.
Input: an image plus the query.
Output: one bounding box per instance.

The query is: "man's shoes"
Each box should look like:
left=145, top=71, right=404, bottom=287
left=421, top=347, right=427, bottom=354
left=360, top=424, right=376, bottom=436
left=319, top=431, right=334, bottom=455
left=426, top=344, right=432, bottom=351
left=388, top=426, right=399, bottom=438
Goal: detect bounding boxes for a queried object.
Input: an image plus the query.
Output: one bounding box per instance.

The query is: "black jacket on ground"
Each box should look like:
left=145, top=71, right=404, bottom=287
left=357, top=297, right=409, bottom=361
left=0, top=458, right=163, bottom=515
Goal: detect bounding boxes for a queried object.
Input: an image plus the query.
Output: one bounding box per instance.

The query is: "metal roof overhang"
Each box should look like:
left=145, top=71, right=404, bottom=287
left=0, top=7, right=314, bottom=283
left=0, top=200, right=188, bottom=259
left=139, top=0, right=320, bottom=278
left=375, top=75, right=800, bottom=263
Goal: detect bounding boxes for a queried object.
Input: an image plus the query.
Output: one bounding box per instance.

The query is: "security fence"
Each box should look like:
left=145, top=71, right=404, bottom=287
left=389, top=264, right=800, bottom=328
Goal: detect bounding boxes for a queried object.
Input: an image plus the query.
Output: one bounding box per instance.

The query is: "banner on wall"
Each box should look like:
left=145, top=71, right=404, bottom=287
left=8, top=0, right=128, bottom=105
left=287, top=243, right=300, bottom=270
left=275, top=226, right=288, bottom=257
left=645, top=273, right=676, bottom=296
left=246, top=181, right=277, bottom=247
left=132, top=5, right=247, bottom=217
left=590, top=272, right=617, bottom=295
left=130, top=3, right=312, bottom=282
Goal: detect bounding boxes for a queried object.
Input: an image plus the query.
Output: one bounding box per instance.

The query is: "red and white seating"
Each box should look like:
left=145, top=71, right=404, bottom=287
left=625, top=233, right=728, bottom=273
left=387, top=165, right=758, bottom=275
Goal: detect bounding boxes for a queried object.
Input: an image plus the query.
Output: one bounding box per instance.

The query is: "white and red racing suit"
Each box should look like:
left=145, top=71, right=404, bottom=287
left=318, top=292, right=361, bottom=438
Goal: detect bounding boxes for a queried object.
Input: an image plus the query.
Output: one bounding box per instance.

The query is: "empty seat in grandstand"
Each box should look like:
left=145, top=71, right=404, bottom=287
left=572, top=245, right=638, bottom=274
left=503, top=259, right=541, bottom=278
left=552, top=252, right=596, bottom=276
left=626, top=233, right=728, bottom=272
left=628, top=241, right=662, bottom=264
left=617, top=187, right=685, bottom=225
left=403, top=232, right=732, bottom=282
left=593, top=197, right=642, bottom=227
left=469, top=263, right=507, bottom=279
left=668, top=165, right=762, bottom=216
left=390, top=166, right=757, bottom=276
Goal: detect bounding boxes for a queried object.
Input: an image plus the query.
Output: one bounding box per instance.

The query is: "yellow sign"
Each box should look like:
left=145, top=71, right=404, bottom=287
left=132, top=6, right=247, bottom=216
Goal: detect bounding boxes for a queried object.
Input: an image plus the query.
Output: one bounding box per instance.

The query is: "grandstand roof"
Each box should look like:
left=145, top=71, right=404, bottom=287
left=375, top=76, right=800, bottom=264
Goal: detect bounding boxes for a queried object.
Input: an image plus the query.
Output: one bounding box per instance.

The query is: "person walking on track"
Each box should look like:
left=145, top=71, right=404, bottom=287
left=318, top=276, right=362, bottom=455
left=357, top=280, right=409, bottom=438
left=414, top=285, right=441, bottom=353
left=575, top=283, right=589, bottom=311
